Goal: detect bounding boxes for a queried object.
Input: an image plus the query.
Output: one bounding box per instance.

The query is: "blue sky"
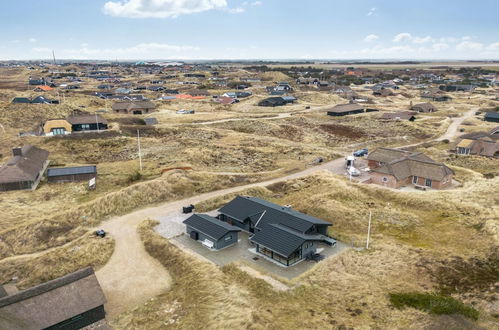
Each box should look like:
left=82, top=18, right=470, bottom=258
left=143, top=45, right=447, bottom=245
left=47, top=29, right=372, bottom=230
left=1, top=0, right=498, bottom=60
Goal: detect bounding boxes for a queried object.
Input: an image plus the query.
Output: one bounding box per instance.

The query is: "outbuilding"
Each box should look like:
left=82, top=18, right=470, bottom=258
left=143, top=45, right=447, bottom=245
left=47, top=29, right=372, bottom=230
left=183, top=214, right=241, bottom=250
left=47, top=165, right=97, bottom=183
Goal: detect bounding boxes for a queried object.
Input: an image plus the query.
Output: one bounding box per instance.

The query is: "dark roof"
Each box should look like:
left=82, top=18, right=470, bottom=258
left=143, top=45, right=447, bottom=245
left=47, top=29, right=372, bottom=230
left=67, top=114, right=108, bottom=125
left=250, top=224, right=318, bottom=257
left=183, top=214, right=241, bottom=240
left=326, top=103, right=364, bottom=113
left=219, top=196, right=331, bottom=233
left=0, top=267, right=106, bottom=330
left=484, top=112, right=499, bottom=119
left=379, top=111, right=416, bottom=120
left=47, top=166, right=97, bottom=177
left=12, top=97, right=31, bottom=104
left=0, top=146, right=49, bottom=184
left=112, top=100, right=155, bottom=111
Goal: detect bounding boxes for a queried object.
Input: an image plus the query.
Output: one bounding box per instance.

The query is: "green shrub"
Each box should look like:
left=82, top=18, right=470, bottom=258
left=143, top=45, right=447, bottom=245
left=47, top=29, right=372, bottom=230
left=389, top=292, right=479, bottom=320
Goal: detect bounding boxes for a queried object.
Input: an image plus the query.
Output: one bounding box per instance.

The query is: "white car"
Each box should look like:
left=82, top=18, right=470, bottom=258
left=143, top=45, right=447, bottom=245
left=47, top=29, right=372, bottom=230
left=176, top=109, right=195, bottom=114
left=347, top=166, right=361, bottom=177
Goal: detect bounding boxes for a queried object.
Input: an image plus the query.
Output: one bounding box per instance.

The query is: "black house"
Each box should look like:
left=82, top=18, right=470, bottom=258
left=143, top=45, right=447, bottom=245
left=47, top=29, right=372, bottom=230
left=484, top=112, right=499, bottom=123
left=12, top=97, right=32, bottom=104
left=183, top=214, right=241, bottom=250
left=218, top=196, right=336, bottom=266
left=67, top=114, right=108, bottom=132
left=258, top=97, right=287, bottom=107
left=0, top=267, right=107, bottom=330
left=47, top=165, right=97, bottom=183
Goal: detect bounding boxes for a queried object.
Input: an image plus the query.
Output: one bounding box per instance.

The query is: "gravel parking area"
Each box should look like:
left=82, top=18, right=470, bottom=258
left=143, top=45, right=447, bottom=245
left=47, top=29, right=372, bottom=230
left=170, top=232, right=349, bottom=279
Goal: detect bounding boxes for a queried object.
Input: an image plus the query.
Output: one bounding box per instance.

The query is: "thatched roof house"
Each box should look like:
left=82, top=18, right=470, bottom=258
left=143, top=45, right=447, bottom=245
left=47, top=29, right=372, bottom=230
left=0, top=267, right=107, bottom=330
left=0, top=145, right=49, bottom=191
left=112, top=100, right=156, bottom=115
left=367, top=148, right=453, bottom=189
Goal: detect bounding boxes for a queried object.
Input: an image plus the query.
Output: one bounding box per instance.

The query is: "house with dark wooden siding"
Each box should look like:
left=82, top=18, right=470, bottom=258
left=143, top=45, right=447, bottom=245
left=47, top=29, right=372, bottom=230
left=183, top=214, right=241, bottom=250
left=326, top=103, right=377, bottom=116
left=0, top=146, right=49, bottom=192
left=47, top=165, right=97, bottom=183
left=217, top=196, right=336, bottom=266
left=0, top=267, right=107, bottom=330
left=67, top=114, right=108, bottom=132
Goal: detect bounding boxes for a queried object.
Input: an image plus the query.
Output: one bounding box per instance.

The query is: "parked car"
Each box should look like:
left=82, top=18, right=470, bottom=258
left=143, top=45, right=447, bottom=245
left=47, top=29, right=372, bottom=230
left=176, top=109, right=195, bottom=114
left=95, top=229, right=106, bottom=238
left=353, top=148, right=368, bottom=157
left=347, top=166, right=361, bottom=177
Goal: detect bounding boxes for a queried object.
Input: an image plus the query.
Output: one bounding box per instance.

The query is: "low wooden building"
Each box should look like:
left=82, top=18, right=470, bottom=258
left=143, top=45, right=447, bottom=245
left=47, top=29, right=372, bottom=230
left=0, top=267, right=107, bottom=330
left=183, top=214, right=241, bottom=250
left=68, top=114, right=108, bottom=132
left=258, top=97, right=287, bottom=107
left=47, top=165, right=97, bottom=183
left=484, top=112, right=499, bottom=123
left=0, top=146, right=49, bottom=192
left=112, top=100, right=156, bottom=115
left=326, top=103, right=377, bottom=116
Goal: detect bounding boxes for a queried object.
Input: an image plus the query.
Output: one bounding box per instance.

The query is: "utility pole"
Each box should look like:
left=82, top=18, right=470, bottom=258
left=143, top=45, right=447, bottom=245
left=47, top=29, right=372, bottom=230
left=137, top=129, right=143, bottom=171
left=95, top=112, right=100, bottom=133
left=52, top=50, right=56, bottom=65
left=366, top=210, right=372, bottom=249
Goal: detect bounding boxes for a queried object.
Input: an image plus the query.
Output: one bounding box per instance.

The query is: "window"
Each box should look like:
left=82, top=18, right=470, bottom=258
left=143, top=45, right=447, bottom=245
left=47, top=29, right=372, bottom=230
left=81, top=124, right=90, bottom=130
left=412, top=176, right=418, bottom=184
left=425, top=178, right=432, bottom=187
left=382, top=177, right=388, bottom=182
left=225, top=235, right=232, bottom=241
left=51, top=128, right=65, bottom=135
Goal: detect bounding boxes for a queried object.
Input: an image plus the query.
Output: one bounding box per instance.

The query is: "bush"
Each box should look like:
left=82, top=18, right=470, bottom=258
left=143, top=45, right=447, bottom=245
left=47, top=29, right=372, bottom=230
left=127, top=171, right=142, bottom=183
left=389, top=292, right=479, bottom=320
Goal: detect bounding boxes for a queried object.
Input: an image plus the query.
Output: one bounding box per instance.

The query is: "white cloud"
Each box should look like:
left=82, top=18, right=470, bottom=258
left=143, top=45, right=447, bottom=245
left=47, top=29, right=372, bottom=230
left=486, top=42, right=499, bottom=51
left=393, top=33, right=412, bottom=42
left=225, top=7, right=245, bottom=13
left=364, top=34, right=379, bottom=42
left=393, top=33, right=434, bottom=44
left=412, top=36, right=433, bottom=44
left=250, top=1, right=262, bottom=5
left=31, top=47, right=51, bottom=53
left=54, top=43, right=200, bottom=59
left=456, top=41, right=483, bottom=51
left=103, top=0, right=228, bottom=18
left=29, top=38, right=37, bottom=43
left=367, top=7, right=376, bottom=16
left=432, top=43, right=449, bottom=51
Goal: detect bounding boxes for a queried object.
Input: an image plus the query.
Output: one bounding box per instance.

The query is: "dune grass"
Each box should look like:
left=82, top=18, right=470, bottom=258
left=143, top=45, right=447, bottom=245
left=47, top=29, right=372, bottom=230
left=0, top=232, right=114, bottom=290
left=389, top=292, right=479, bottom=320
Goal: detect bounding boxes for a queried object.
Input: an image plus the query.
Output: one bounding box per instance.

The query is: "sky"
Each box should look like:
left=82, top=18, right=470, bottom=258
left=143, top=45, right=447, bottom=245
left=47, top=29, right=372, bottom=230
left=1, top=0, right=498, bottom=61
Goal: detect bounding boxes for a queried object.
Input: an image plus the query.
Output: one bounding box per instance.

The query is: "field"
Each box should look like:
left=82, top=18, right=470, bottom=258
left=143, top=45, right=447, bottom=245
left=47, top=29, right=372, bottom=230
left=0, top=64, right=497, bottom=329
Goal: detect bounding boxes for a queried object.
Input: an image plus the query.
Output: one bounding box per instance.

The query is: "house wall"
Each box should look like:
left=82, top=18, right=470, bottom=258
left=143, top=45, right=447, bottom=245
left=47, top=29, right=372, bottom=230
left=0, top=180, right=33, bottom=192
left=413, top=175, right=452, bottom=189
left=185, top=225, right=238, bottom=250
left=45, top=305, right=106, bottom=330
left=72, top=123, right=108, bottom=132
left=47, top=172, right=96, bottom=183
left=220, top=214, right=251, bottom=232
left=301, top=241, right=316, bottom=258
left=215, top=232, right=238, bottom=250
left=370, top=172, right=406, bottom=188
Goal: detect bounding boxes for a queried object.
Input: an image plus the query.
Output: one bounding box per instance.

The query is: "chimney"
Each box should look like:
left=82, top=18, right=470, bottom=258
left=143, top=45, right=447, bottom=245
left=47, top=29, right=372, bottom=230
left=12, top=147, right=23, bottom=157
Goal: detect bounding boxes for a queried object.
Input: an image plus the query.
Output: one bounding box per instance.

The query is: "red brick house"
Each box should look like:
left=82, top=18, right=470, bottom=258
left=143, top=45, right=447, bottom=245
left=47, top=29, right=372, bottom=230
left=367, top=148, right=454, bottom=189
